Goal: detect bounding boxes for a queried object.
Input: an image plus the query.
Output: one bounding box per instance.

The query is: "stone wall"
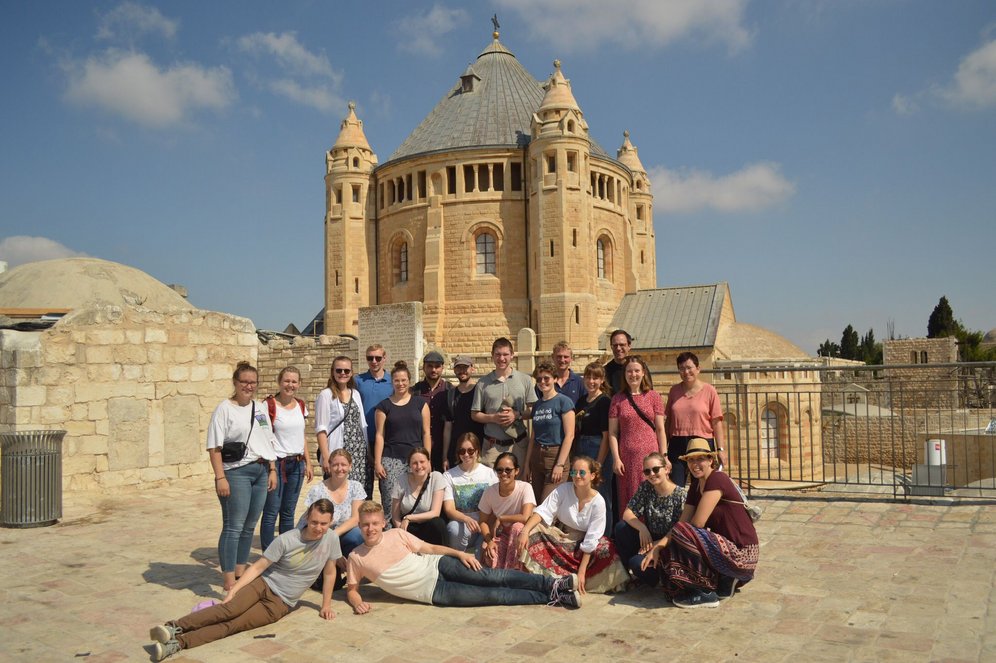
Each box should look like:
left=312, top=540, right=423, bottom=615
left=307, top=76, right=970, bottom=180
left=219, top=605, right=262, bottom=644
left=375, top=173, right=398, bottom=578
left=359, top=302, right=425, bottom=382
left=883, top=337, right=959, bottom=408
left=0, top=304, right=257, bottom=493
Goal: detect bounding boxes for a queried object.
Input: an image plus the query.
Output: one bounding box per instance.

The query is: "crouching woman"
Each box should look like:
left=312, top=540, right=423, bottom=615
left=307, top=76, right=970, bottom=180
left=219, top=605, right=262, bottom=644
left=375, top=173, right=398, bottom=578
left=641, top=438, right=758, bottom=609
left=147, top=499, right=342, bottom=660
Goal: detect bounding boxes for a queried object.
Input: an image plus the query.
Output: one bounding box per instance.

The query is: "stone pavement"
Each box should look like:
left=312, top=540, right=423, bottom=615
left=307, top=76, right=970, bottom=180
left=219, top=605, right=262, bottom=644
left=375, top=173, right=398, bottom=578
left=1, top=484, right=994, bottom=663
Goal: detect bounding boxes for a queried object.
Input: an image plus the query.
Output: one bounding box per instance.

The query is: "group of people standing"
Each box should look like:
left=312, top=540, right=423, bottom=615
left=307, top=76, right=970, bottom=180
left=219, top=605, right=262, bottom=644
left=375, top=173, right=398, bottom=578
left=147, top=332, right=758, bottom=659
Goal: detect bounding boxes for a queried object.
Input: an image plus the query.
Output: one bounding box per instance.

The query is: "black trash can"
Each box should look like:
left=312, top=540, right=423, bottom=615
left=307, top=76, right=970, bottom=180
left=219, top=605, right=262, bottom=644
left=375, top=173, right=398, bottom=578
left=0, top=429, right=66, bottom=528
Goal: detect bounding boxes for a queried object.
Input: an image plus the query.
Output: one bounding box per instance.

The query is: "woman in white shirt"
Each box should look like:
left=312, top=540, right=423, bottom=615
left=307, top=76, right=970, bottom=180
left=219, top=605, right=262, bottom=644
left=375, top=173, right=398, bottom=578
left=207, top=361, right=278, bottom=591
left=443, top=433, right=497, bottom=551
left=315, top=356, right=369, bottom=486
left=391, top=447, right=448, bottom=545
left=516, top=456, right=628, bottom=593
left=259, top=366, right=312, bottom=551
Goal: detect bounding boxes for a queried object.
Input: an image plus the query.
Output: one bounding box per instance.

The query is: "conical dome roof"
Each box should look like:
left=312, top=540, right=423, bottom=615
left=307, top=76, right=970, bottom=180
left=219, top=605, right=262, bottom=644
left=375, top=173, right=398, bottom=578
left=616, top=131, right=647, bottom=174
left=333, top=101, right=371, bottom=152
left=386, top=38, right=612, bottom=164
left=538, top=60, right=580, bottom=112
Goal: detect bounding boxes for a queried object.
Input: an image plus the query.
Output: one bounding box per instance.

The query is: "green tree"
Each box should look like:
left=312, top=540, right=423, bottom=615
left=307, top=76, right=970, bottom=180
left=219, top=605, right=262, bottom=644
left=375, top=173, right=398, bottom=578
left=840, top=325, right=860, bottom=360
left=927, top=296, right=959, bottom=338
left=818, top=339, right=840, bottom=357
left=859, top=328, right=883, bottom=364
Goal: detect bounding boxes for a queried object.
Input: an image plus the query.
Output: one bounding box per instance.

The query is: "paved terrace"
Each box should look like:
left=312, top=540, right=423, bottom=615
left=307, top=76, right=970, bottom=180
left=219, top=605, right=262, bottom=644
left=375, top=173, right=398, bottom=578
left=1, top=484, right=994, bottom=663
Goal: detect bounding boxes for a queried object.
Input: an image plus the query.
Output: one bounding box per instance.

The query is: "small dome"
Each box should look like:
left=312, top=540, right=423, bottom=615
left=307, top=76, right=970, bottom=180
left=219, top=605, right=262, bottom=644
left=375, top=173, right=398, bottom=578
left=982, top=328, right=996, bottom=344
left=538, top=60, right=580, bottom=113
left=714, top=322, right=810, bottom=362
left=332, top=101, right=372, bottom=152
left=0, top=258, right=194, bottom=312
left=617, top=130, right=647, bottom=174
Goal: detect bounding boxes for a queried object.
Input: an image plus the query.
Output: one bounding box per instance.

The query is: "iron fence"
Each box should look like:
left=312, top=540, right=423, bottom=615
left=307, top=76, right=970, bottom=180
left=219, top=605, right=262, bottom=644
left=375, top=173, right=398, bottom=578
left=676, top=362, right=996, bottom=500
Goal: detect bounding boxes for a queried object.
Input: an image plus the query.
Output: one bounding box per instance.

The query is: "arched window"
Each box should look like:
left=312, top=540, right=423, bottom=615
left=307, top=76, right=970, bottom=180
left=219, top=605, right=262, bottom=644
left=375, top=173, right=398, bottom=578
left=352, top=156, right=359, bottom=168
left=760, top=405, right=787, bottom=460
left=394, top=241, right=409, bottom=284
left=475, top=232, right=496, bottom=275
left=596, top=239, right=606, bottom=278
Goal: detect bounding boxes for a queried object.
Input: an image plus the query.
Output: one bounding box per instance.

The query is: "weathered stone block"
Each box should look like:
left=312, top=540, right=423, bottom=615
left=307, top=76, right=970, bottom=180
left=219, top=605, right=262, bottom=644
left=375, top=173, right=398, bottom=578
left=107, top=397, right=150, bottom=471
left=144, top=328, right=168, bottom=343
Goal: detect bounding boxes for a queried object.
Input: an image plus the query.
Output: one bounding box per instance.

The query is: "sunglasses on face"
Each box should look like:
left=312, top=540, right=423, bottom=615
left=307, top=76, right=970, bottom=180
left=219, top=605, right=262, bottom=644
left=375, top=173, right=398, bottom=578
left=643, top=465, right=665, bottom=476
left=568, top=469, right=588, bottom=478
left=334, top=368, right=352, bottom=375
left=457, top=448, right=476, bottom=456
left=366, top=355, right=384, bottom=362
left=495, top=467, right=516, bottom=475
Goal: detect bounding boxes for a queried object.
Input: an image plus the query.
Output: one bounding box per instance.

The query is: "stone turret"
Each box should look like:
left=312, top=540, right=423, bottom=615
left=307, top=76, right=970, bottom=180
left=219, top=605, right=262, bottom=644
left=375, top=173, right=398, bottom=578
left=618, top=131, right=655, bottom=288
left=528, top=60, right=598, bottom=349
left=325, top=102, right=378, bottom=336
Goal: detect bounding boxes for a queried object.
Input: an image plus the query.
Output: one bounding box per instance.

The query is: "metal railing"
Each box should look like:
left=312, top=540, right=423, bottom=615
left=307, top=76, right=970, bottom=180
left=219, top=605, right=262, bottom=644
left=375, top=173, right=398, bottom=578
left=681, top=362, right=996, bottom=500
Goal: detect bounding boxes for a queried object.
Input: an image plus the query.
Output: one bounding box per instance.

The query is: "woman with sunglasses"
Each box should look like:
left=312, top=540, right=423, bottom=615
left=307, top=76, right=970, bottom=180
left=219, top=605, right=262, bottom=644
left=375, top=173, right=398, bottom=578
left=608, top=355, right=667, bottom=519
left=299, top=448, right=366, bottom=590
left=613, top=452, right=686, bottom=585
left=525, top=361, right=576, bottom=501
left=478, top=452, right=536, bottom=569
left=442, top=433, right=498, bottom=550
left=315, top=356, right=370, bottom=487
left=390, top=446, right=448, bottom=545
left=374, top=361, right=430, bottom=507
left=641, top=438, right=758, bottom=609
left=516, top=456, right=628, bottom=594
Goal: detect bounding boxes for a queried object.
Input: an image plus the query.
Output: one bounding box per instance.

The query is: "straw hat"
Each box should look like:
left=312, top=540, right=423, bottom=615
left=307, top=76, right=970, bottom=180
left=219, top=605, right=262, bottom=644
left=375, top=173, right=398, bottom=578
left=678, top=437, right=717, bottom=461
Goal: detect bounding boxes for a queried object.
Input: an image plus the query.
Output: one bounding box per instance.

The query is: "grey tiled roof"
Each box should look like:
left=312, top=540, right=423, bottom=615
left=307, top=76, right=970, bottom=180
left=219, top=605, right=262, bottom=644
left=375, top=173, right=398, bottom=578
left=608, top=283, right=729, bottom=350
left=385, top=39, right=612, bottom=165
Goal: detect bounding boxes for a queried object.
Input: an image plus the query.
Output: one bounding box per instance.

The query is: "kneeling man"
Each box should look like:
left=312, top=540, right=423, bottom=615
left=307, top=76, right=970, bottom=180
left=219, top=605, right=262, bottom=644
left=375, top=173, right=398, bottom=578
left=346, top=501, right=580, bottom=611
left=148, top=499, right=342, bottom=660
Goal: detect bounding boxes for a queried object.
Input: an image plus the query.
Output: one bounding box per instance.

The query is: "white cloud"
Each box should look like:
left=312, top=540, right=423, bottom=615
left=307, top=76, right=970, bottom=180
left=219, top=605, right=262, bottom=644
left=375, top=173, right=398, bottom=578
left=397, top=4, right=470, bottom=57
left=96, top=2, right=178, bottom=41
left=496, top=0, right=750, bottom=53
left=236, top=31, right=339, bottom=81
left=648, top=162, right=795, bottom=213
left=937, top=39, right=996, bottom=109
left=268, top=79, right=345, bottom=114
left=63, top=49, right=236, bottom=128
left=0, top=236, right=87, bottom=269
left=891, top=93, right=918, bottom=116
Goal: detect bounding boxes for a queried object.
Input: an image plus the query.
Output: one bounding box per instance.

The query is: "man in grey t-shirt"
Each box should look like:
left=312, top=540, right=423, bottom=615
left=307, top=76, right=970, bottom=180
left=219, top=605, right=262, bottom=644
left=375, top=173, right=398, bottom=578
left=471, top=337, right=538, bottom=471
left=147, top=499, right=342, bottom=661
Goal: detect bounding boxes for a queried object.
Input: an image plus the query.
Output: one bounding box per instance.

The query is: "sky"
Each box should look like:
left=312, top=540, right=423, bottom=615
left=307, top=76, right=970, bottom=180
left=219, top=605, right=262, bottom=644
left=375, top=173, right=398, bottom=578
left=1, top=0, right=994, bottom=355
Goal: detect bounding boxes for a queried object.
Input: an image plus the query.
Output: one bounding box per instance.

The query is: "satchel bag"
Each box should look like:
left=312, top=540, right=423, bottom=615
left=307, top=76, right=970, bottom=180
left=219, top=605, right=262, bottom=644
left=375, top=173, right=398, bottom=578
left=220, top=401, right=255, bottom=463
left=625, top=391, right=657, bottom=432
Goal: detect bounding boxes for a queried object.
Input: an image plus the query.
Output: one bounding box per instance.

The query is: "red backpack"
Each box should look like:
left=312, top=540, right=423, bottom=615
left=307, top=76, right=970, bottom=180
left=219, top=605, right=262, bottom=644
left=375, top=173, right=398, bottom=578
left=265, top=395, right=306, bottom=426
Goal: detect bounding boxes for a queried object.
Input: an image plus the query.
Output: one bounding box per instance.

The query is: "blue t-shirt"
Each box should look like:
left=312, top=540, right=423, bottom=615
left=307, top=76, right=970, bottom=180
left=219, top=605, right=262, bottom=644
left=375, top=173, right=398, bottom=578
left=534, top=370, right=587, bottom=406
left=532, top=393, right=574, bottom=447
left=355, top=372, right=393, bottom=442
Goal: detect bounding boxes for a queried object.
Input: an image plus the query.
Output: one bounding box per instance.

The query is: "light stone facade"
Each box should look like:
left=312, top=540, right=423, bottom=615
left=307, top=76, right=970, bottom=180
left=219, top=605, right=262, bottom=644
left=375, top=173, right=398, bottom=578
left=324, top=37, right=656, bottom=353
left=883, top=337, right=959, bottom=408
left=0, top=304, right=257, bottom=492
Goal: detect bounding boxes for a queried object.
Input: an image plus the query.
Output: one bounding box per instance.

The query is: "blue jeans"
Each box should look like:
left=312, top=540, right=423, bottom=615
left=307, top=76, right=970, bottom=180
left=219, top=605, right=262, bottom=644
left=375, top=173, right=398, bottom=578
left=218, top=462, right=269, bottom=573
left=447, top=513, right=483, bottom=551
left=431, top=556, right=554, bottom=606
left=576, top=434, right=613, bottom=536
left=259, top=457, right=306, bottom=551
left=613, top=520, right=661, bottom=586
left=339, top=526, right=365, bottom=559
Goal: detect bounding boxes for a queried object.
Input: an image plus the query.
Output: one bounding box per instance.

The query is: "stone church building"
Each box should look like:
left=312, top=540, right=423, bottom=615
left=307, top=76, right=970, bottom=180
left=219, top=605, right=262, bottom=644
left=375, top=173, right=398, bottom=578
left=323, top=31, right=656, bottom=352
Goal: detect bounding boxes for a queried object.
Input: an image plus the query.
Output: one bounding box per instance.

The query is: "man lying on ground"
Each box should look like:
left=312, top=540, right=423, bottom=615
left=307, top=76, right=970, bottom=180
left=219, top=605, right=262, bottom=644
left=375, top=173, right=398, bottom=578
left=147, top=499, right=341, bottom=661
left=346, top=500, right=580, bottom=612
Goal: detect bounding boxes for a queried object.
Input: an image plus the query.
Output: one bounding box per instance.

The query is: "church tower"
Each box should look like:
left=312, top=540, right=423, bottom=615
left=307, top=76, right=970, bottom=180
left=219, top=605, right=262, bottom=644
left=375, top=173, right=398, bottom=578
left=617, top=131, right=656, bottom=289
left=527, top=61, right=598, bottom=350
left=324, top=102, right=377, bottom=336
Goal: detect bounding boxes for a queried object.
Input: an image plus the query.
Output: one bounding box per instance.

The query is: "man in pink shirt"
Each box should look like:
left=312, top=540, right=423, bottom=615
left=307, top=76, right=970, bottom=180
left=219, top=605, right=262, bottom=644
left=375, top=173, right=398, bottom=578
left=346, top=501, right=580, bottom=610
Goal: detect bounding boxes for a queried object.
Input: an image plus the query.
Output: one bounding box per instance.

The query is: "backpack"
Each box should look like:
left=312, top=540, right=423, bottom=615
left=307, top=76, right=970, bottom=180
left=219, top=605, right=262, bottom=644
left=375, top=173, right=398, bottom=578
left=266, top=395, right=306, bottom=426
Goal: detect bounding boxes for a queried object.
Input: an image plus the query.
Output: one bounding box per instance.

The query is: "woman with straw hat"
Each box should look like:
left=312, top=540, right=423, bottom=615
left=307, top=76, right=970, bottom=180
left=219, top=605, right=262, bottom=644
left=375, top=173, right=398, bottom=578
left=641, top=438, right=758, bottom=609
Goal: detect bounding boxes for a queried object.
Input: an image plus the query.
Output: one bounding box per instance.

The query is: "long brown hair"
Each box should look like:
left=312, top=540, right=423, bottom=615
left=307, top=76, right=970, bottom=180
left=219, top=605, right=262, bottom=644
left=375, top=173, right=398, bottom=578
left=327, top=355, right=356, bottom=395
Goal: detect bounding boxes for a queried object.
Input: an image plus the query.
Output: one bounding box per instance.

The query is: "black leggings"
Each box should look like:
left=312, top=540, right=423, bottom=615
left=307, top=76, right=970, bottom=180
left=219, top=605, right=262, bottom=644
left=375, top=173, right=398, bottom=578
left=406, top=516, right=448, bottom=546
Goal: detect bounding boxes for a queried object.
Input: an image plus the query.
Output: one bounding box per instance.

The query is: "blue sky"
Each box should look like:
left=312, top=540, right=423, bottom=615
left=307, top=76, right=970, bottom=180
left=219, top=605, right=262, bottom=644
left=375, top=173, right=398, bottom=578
left=1, top=1, right=994, bottom=354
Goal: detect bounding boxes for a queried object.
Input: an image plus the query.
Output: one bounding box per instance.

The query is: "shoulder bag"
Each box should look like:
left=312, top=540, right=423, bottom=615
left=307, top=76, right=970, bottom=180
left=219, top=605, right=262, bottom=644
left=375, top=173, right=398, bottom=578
left=220, top=401, right=255, bottom=463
